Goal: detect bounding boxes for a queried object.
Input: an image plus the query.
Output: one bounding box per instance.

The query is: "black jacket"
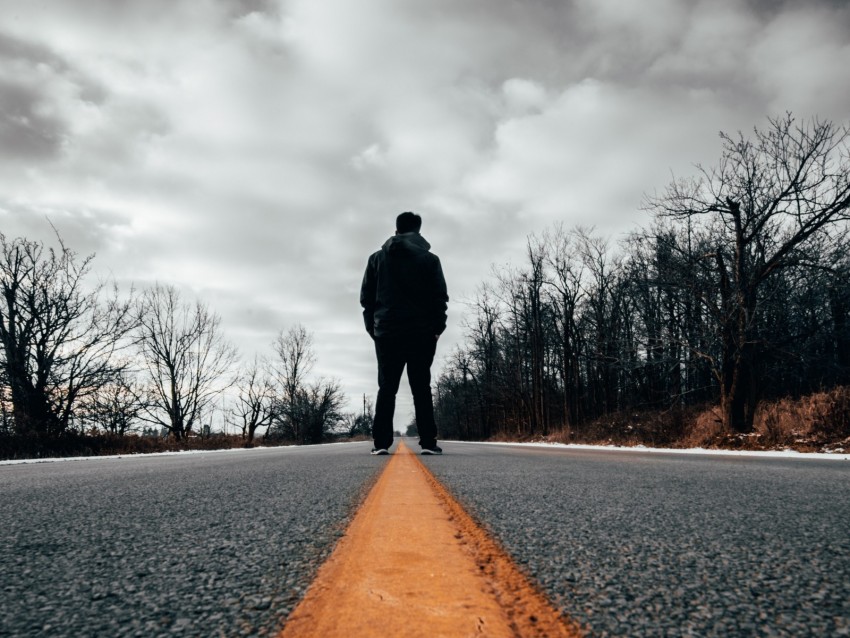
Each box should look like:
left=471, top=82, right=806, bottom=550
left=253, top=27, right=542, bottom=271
left=360, top=232, right=448, bottom=338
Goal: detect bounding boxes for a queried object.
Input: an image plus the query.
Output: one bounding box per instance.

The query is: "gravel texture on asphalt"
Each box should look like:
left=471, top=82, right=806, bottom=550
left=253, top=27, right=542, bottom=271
left=0, top=442, right=385, bottom=637
left=421, top=441, right=850, bottom=638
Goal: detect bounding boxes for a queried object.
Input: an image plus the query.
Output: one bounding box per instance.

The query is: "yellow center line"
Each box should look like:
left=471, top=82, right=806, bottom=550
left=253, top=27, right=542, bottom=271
left=278, top=441, right=584, bottom=637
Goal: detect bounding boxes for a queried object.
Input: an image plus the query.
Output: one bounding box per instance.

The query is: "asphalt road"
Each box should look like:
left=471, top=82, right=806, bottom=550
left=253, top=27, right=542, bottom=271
left=2, top=441, right=848, bottom=637
left=422, top=441, right=850, bottom=637
left=0, top=443, right=385, bottom=637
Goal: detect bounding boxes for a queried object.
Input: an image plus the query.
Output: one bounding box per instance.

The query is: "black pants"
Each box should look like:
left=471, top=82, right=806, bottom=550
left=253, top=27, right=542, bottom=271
left=373, top=333, right=438, bottom=449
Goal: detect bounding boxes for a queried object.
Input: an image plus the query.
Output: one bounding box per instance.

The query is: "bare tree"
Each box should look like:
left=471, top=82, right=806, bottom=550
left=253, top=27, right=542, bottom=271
left=273, top=325, right=314, bottom=401
left=299, top=379, right=346, bottom=443
left=523, top=236, right=548, bottom=435
left=0, top=233, right=135, bottom=436
left=647, top=114, right=850, bottom=432
left=268, top=325, right=346, bottom=444
left=79, top=370, right=144, bottom=436
left=829, top=252, right=850, bottom=382
left=543, top=225, right=587, bottom=429
left=462, top=283, right=503, bottom=439
left=578, top=229, right=628, bottom=417
left=230, top=355, right=275, bottom=443
left=0, top=368, right=12, bottom=434
left=492, top=264, right=531, bottom=435
left=270, top=324, right=314, bottom=442
left=136, top=284, right=237, bottom=439
left=432, top=115, right=850, bottom=443
left=343, top=395, right=374, bottom=438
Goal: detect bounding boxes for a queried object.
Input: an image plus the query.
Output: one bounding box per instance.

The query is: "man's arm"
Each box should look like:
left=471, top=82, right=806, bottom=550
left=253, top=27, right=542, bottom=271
left=431, top=256, right=449, bottom=337
left=360, top=254, right=377, bottom=338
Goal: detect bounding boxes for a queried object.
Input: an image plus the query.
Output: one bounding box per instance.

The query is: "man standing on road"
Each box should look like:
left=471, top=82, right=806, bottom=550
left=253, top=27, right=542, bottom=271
left=360, top=212, right=449, bottom=456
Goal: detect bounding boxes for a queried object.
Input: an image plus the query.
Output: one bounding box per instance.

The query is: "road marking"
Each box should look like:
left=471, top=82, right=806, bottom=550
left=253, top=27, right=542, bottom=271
left=278, top=441, right=583, bottom=637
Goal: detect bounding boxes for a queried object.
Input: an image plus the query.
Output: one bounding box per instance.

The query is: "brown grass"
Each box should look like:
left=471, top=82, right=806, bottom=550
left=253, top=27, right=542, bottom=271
left=0, top=433, right=265, bottom=461
left=491, top=386, right=850, bottom=453
left=756, top=386, right=850, bottom=448
left=0, top=431, right=366, bottom=461
left=681, top=387, right=850, bottom=452
left=540, top=404, right=702, bottom=449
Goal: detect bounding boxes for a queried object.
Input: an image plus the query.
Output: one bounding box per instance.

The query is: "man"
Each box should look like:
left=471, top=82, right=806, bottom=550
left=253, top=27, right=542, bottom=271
left=360, top=212, right=449, bottom=455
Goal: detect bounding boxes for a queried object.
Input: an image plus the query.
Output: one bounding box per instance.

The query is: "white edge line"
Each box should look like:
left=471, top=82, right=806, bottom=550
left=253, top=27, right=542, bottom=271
left=451, top=440, right=850, bottom=461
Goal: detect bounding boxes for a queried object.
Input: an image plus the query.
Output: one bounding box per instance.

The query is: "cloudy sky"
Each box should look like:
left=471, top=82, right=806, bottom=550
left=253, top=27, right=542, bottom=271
left=2, top=0, right=850, bottom=424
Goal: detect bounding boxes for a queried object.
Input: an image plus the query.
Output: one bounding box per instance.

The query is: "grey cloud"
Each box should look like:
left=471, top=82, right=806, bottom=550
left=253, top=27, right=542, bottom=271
left=0, top=31, right=69, bottom=71
left=746, top=0, right=850, bottom=16
left=0, top=80, right=64, bottom=160
left=747, top=5, right=850, bottom=119
left=0, top=202, right=132, bottom=263
left=0, top=30, right=114, bottom=165
left=225, top=0, right=278, bottom=19
left=0, top=31, right=108, bottom=104
left=0, top=32, right=71, bottom=160
left=2, top=0, right=849, bottom=418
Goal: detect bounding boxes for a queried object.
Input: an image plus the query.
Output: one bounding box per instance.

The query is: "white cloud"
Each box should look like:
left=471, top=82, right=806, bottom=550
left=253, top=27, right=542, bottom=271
left=1, top=0, right=849, bottom=422
left=502, top=78, right=549, bottom=115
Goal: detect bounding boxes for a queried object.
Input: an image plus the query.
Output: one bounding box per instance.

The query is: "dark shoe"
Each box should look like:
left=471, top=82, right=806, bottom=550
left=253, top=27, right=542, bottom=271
left=371, top=448, right=389, bottom=455
left=420, top=445, right=442, bottom=455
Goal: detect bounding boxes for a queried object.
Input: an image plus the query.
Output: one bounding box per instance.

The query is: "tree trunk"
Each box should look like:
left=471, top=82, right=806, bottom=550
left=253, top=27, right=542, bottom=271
left=7, top=366, right=58, bottom=436
left=830, top=284, right=850, bottom=381
left=720, top=338, right=757, bottom=434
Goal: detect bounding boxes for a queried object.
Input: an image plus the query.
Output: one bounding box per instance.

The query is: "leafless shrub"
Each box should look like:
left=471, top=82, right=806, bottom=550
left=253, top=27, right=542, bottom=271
left=678, top=407, right=725, bottom=448
left=135, top=284, right=237, bottom=440
left=752, top=386, right=850, bottom=446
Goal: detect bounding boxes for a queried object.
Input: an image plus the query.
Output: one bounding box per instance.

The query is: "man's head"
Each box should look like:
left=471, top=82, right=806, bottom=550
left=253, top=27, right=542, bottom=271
left=396, top=211, right=422, bottom=234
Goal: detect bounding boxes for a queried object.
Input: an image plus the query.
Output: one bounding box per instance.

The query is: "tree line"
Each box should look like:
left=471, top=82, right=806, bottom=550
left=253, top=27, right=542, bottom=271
left=0, top=236, right=370, bottom=444
left=434, top=114, right=850, bottom=440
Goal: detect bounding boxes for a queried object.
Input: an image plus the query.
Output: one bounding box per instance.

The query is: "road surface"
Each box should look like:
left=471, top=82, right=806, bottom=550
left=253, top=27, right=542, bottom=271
left=423, top=441, right=850, bottom=637
left=2, top=440, right=848, bottom=636
left=0, top=444, right=383, bottom=637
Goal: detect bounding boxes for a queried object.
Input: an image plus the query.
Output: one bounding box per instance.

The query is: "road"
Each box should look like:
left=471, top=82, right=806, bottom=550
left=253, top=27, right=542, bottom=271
left=2, top=440, right=848, bottom=637
left=422, top=442, right=850, bottom=637
left=0, top=444, right=384, bottom=637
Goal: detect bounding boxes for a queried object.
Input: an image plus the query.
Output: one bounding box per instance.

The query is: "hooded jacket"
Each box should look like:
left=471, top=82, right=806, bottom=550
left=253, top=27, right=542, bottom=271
left=360, top=232, right=448, bottom=338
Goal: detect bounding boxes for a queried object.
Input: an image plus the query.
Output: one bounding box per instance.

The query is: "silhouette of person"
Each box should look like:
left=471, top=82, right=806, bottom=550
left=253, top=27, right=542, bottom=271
left=360, top=212, right=449, bottom=455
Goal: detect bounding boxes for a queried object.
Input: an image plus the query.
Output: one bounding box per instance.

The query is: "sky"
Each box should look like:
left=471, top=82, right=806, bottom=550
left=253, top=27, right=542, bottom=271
left=2, top=0, right=850, bottom=425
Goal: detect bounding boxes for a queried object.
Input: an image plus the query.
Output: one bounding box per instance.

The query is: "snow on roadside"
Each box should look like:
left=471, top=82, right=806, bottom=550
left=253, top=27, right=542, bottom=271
left=462, top=440, right=850, bottom=461
left=4, top=439, right=847, bottom=466
left=0, top=441, right=361, bottom=467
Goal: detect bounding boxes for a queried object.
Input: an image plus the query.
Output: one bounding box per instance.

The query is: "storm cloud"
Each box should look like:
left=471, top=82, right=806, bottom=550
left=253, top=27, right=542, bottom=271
left=2, top=0, right=849, bottom=419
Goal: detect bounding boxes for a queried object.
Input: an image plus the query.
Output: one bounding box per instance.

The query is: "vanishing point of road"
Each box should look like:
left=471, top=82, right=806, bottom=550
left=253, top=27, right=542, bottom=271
left=1, top=440, right=848, bottom=637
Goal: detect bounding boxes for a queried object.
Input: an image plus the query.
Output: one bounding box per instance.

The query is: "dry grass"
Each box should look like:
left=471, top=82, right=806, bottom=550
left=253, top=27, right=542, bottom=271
left=508, top=405, right=702, bottom=449
left=492, top=386, right=850, bottom=453
left=679, top=407, right=725, bottom=449
left=0, top=433, right=265, bottom=461
left=0, top=430, right=373, bottom=461
left=550, top=406, right=697, bottom=448
left=756, top=386, right=850, bottom=449
left=682, top=387, right=850, bottom=452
